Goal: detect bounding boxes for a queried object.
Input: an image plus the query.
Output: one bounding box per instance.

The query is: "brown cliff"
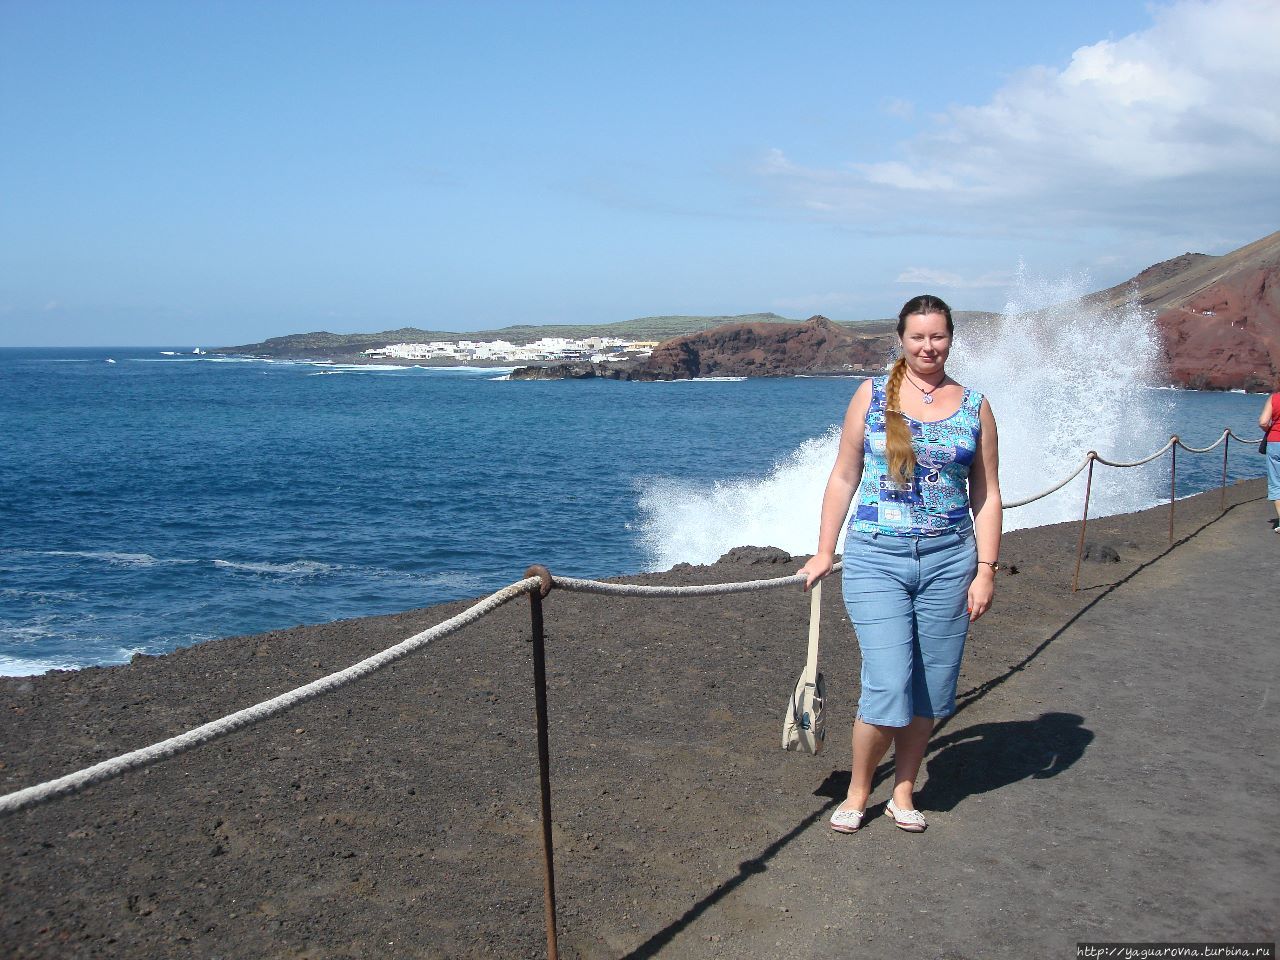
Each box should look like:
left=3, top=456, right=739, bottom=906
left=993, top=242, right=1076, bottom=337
left=1088, top=230, right=1280, bottom=390
left=642, top=316, right=897, bottom=379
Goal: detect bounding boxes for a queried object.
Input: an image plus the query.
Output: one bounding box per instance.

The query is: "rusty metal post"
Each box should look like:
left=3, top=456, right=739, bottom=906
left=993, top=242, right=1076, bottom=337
left=1220, top=429, right=1230, bottom=513
left=524, top=565, right=559, bottom=960
left=1168, top=439, right=1178, bottom=543
left=1072, top=454, right=1097, bottom=593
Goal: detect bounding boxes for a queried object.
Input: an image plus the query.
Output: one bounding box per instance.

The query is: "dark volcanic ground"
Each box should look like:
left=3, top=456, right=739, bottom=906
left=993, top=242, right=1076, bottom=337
left=2, top=479, right=1276, bottom=959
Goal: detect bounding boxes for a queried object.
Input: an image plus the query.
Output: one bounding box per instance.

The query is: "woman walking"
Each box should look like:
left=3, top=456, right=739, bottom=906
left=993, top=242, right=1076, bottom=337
left=1259, top=390, right=1280, bottom=530
left=798, top=295, right=1002, bottom=834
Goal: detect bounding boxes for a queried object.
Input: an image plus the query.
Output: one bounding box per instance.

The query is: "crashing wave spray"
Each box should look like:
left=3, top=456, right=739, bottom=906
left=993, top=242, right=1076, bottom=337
left=950, top=265, right=1169, bottom=530
left=634, top=428, right=847, bottom=570
left=634, top=267, right=1170, bottom=569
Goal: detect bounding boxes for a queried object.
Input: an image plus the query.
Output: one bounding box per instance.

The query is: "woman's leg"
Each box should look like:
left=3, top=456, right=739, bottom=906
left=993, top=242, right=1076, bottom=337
left=890, top=716, right=936, bottom=807
left=1267, top=452, right=1280, bottom=523
left=838, top=533, right=915, bottom=814
left=844, top=715, right=932, bottom=810
left=843, top=719, right=895, bottom=811
left=901, top=529, right=977, bottom=809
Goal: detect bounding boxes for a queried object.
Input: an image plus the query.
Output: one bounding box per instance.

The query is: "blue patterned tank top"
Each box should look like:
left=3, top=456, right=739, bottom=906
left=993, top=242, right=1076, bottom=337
left=848, top=375, right=984, bottom=537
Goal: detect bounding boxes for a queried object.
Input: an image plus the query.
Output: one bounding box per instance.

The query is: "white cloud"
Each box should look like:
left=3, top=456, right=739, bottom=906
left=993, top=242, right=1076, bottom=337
left=757, top=0, right=1280, bottom=236
left=882, top=97, right=915, bottom=120
left=894, top=268, right=1012, bottom=289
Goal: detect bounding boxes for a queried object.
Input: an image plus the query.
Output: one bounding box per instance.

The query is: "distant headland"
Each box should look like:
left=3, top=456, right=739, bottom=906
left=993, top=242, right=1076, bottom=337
left=215, top=230, right=1280, bottom=390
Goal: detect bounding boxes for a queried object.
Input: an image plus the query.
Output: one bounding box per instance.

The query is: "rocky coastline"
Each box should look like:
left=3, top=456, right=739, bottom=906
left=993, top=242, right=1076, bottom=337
left=509, top=315, right=896, bottom=381
left=219, top=231, right=1280, bottom=390
left=512, top=230, right=1280, bottom=389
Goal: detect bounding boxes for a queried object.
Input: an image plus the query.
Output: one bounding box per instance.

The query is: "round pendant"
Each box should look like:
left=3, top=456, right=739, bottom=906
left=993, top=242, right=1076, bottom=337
left=922, top=394, right=934, bottom=404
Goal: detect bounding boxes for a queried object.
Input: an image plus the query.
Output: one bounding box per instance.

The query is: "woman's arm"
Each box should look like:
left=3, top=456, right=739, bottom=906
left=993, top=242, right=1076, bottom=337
left=967, top=398, right=1002, bottom=622
left=798, top=380, right=871, bottom=590
left=1259, top=395, right=1274, bottom=431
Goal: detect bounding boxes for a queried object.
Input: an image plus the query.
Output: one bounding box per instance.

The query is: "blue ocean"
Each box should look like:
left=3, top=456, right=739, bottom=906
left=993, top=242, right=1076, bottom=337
left=0, top=345, right=1267, bottom=675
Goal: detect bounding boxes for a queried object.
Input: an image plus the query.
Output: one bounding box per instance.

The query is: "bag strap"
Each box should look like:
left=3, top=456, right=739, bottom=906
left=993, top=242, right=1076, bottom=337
left=804, top=580, right=822, bottom=683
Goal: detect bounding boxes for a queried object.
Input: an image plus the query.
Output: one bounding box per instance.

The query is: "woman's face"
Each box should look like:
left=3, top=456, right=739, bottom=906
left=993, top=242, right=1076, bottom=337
left=900, top=311, right=952, bottom=377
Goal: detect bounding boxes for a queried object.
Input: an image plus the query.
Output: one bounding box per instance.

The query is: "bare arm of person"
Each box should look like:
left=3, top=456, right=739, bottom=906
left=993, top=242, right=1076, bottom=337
left=797, top=380, right=871, bottom=590
left=1259, top=395, right=1274, bottom=431
left=967, top=397, right=1002, bottom=622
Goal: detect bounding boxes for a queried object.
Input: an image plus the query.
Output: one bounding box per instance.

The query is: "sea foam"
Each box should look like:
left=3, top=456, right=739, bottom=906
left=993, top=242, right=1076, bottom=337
left=0, top=654, right=81, bottom=677
left=634, top=267, right=1170, bottom=568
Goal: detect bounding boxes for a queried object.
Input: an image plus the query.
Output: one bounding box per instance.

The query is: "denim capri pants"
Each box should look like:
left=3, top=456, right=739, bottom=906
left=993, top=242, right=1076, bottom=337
left=841, top=521, right=978, bottom=727
left=1267, top=445, right=1280, bottom=500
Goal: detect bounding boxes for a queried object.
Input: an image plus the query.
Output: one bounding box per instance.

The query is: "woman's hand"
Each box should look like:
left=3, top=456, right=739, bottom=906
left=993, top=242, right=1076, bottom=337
left=798, top=552, right=835, bottom=591
left=967, top=566, right=995, bottom=621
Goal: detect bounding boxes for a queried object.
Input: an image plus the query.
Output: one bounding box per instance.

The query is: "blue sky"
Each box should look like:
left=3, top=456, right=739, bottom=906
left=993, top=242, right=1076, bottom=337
left=2, top=0, right=1276, bottom=347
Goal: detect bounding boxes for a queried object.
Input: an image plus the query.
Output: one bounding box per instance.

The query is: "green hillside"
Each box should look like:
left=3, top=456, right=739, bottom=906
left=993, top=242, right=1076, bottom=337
left=216, top=313, right=880, bottom=357
left=215, top=310, right=988, bottom=358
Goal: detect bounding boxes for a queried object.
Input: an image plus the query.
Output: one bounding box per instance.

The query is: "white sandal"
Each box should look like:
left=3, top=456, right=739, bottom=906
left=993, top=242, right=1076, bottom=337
left=829, top=806, right=865, bottom=834
left=885, top=798, right=927, bottom=832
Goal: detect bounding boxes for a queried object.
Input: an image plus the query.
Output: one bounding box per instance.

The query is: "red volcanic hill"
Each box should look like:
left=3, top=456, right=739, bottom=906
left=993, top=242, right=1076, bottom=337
left=640, top=233, right=1279, bottom=389
left=1087, top=230, right=1280, bottom=390
left=642, top=315, right=899, bottom=378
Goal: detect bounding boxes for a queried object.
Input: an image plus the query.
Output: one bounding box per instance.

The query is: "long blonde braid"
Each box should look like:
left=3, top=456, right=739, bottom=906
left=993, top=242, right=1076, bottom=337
left=885, top=294, right=954, bottom=484
left=884, top=356, right=915, bottom=483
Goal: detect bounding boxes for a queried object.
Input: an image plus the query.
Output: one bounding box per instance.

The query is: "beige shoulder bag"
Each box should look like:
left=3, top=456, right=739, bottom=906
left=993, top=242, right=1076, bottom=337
left=782, top=579, right=827, bottom=755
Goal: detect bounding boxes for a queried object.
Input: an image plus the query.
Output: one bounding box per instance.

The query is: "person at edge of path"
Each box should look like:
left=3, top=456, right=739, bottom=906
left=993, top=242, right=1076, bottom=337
left=797, top=294, right=1002, bottom=835
left=1259, top=388, right=1280, bottom=531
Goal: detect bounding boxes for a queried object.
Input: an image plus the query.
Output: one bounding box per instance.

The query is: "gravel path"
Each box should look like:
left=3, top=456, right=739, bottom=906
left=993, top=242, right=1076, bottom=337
left=2, top=479, right=1276, bottom=959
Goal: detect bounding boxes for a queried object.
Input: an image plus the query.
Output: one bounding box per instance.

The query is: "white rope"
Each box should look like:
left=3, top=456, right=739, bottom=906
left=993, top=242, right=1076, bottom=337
left=995, top=427, right=1264, bottom=510
left=1003, top=456, right=1093, bottom=509
left=552, top=562, right=842, bottom=598
left=1227, top=429, right=1264, bottom=445
left=1093, top=437, right=1178, bottom=469
left=2, top=427, right=1267, bottom=816
left=1175, top=431, right=1228, bottom=454
left=0, top=577, right=541, bottom=817
left=0, top=560, right=844, bottom=817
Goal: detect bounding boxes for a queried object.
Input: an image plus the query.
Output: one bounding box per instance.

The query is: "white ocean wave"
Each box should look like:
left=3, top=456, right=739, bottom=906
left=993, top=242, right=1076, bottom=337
left=0, top=642, right=183, bottom=676
left=0, top=586, right=85, bottom=603
left=0, top=623, right=61, bottom=643
left=43, top=550, right=178, bottom=567
left=0, top=654, right=82, bottom=676
left=210, top=559, right=338, bottom=577
left=634, top=428, right=842, bottom=569
left=421, top=365, right=519, bottom=373
left=306, top=363, right=408, bottom=372
left=634, top=267, right=1172, bottom=566
left=31, top=550, right=345, bottom=578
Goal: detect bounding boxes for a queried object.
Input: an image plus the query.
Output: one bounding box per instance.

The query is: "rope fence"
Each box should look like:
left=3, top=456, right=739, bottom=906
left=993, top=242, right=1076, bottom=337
left=996, top=427, right=1262, bottom=591
left=0, top=425, right=1266, bottom=959
left=0, top=577, right=544, bottom=817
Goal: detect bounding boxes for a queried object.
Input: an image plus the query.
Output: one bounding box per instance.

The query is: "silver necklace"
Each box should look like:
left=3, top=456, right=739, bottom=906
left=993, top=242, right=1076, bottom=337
left=904, top=372, right=945, bottom=405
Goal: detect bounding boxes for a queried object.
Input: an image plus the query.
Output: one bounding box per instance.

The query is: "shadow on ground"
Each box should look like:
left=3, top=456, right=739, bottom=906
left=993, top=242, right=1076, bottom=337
left=619, top=496, right=1259, bottom=960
